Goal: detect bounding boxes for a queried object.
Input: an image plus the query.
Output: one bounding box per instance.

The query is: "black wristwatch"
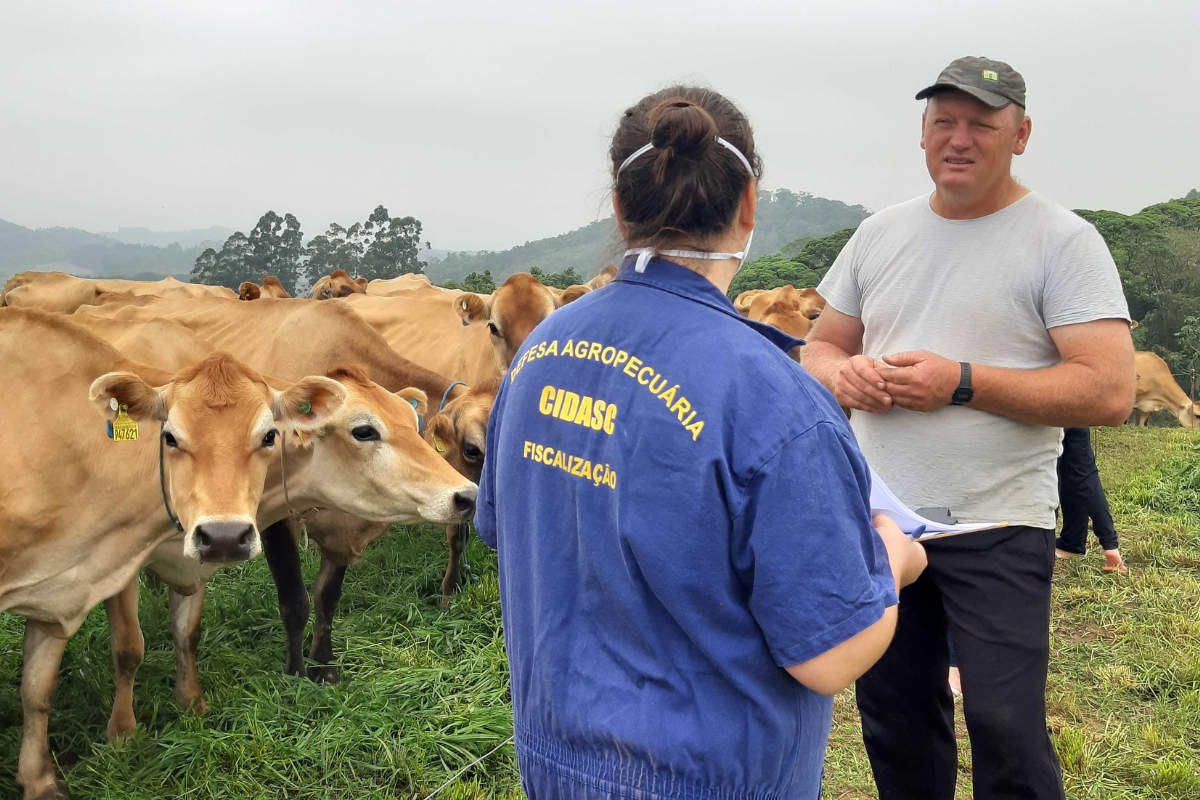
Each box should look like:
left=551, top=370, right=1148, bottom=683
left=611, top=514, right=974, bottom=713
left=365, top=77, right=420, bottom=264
left=951, top=362, right=973, bottom=406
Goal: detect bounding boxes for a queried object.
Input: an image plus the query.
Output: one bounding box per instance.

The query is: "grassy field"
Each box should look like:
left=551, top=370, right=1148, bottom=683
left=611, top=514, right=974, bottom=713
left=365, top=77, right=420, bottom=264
left=2, top=426, right=1198, bottom=798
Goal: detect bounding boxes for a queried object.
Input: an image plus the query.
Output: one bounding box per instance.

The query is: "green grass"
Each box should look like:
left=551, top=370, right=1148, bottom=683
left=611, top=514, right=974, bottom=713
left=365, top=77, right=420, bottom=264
left=2, top=427, right=1199, bottom=798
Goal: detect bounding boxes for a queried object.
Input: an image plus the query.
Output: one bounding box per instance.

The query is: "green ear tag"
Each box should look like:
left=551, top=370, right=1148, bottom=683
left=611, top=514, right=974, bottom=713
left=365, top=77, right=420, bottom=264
left=299, top=402, right=312, bottom=415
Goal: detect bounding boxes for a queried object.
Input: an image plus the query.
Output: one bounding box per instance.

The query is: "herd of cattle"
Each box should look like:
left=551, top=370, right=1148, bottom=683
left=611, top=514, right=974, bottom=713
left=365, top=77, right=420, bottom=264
left=0, top=266, right=1195, bottom=798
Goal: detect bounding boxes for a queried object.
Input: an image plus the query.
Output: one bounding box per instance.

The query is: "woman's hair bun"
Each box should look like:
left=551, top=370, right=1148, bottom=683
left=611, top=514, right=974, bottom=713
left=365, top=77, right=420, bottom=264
left=647, top=99, right=719, bottom=159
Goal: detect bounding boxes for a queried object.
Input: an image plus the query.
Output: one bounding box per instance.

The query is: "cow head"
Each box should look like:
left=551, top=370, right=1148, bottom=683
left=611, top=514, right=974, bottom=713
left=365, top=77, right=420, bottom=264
left=238, top=282, right=262, bottom=301
left=260, top=276, right=291, bottom=299
left=735, top=285, right=826, bottom=338
left=422, top=377, right=501, bottom=484
left=286, top=365, right=478, bottom=524
left=90, top=352, right=346, bottom=564
left=455, top=266, right=618, bottom=371
left=309, top=269, right=369, bottom=300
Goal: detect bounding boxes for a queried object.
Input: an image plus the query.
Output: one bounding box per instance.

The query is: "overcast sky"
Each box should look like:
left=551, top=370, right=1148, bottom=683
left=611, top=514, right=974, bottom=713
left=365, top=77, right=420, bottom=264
left=1, top=0, right=1197, bottom=250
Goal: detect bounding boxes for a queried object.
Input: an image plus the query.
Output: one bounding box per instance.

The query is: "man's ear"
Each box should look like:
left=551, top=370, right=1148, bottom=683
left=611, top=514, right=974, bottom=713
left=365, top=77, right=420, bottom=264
left=396, top=387, right=429, bottom=419
left=1013, top=115, right=1032, bottom=156
left=90, top=372, right=169, bottom=422
left=239, top=282, right=261, bottom=301
left=274, top=376, right=347, bottom=431
left=456, top=294, right=491, bottom=326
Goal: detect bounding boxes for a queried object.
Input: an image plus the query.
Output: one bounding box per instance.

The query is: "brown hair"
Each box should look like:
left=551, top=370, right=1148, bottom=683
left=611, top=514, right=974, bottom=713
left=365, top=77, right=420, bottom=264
left=611, top=86, right=760, bottom=249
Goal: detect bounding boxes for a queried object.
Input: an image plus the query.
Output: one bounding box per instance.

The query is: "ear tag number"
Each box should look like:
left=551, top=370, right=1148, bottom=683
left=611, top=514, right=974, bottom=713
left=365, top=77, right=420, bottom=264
left=432, top=435, right=446, bottom=453
left=112, top=404, right=138, bottom=442
left=299, top=402, right=312, bottom=415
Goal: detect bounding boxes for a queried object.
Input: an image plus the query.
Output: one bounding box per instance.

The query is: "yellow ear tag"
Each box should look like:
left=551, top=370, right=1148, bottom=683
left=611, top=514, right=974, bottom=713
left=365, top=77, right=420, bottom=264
left=432, top=435, right=446, bottom=453
left=112, top=404, right=139, bottom=442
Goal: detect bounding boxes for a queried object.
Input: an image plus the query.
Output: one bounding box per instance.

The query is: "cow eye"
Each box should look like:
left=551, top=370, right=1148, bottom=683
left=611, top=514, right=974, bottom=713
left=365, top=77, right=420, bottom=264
left=262, top=429, right=278, bottom=448
left=352, top=425, right=381, bottom=442
left=462, top=441, right=483, bottom=461
left=487, top=322, right=500, bottom=337
left=807, top=310, right=821, bottom=320
left=163, top=431, right=179, bottom=448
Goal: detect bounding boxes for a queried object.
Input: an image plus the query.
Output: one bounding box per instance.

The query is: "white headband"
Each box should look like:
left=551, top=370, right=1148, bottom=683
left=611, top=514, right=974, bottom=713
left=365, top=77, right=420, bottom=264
left=617, top=137, right=755, bottom=177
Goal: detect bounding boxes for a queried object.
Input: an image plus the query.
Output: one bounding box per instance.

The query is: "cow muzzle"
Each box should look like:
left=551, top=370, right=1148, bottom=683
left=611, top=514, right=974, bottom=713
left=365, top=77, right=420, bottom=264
left=192, top=521, right=259, bottom=563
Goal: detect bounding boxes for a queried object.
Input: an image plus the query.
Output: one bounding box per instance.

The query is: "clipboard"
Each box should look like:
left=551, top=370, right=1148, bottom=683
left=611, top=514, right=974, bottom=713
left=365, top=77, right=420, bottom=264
left=868, top=466, right=1007, bottom=541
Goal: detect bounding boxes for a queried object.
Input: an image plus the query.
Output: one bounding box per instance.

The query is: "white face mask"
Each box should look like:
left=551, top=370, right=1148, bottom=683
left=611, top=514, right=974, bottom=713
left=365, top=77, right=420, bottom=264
left=618, top=135, right=756, bottom=274
left=624, top=226, right=755, bottom=274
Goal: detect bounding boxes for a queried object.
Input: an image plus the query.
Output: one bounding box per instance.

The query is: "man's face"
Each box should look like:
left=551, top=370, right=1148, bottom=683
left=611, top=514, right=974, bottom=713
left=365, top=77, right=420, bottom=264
left=921, top=92, right=1030, bottom=197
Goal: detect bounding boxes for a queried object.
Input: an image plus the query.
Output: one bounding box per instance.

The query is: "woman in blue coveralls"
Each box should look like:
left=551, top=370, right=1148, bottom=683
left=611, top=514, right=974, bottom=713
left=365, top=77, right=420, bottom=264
left=475, top=86, right=928, bottom=800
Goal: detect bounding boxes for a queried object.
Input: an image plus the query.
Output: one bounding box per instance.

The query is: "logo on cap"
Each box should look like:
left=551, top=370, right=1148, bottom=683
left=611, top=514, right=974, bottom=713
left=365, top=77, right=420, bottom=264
left=982, top=70, right=999, bottom=81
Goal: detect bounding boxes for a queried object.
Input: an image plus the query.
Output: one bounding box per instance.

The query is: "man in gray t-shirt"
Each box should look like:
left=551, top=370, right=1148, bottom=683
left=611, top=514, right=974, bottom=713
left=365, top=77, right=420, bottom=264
left=804, top=57, right=1135, bottom=800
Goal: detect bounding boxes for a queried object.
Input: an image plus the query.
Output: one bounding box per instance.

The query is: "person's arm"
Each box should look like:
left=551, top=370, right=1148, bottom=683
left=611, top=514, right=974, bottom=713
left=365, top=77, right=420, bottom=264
left=802, top=306, right=893, bottom=413
left=786, top=515, right=925, bottom=695
left=877, top=317, right=1135, bottom=427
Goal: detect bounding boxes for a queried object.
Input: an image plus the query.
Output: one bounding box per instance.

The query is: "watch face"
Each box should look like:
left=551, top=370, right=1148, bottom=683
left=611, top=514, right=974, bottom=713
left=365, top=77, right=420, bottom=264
left=953, top=388, right=973, bottom=405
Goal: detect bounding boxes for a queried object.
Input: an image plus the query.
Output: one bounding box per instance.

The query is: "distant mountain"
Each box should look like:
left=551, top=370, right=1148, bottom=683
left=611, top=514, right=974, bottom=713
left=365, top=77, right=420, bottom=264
left=423, top=189, right=870, bottom=284
left=0, top=218, right=205, bottom=281
left=100, top=226, right=235, bottom=249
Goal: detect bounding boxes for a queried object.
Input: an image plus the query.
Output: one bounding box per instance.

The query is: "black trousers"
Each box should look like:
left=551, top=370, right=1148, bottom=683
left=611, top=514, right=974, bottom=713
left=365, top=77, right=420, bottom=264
left=1056, top=427, right=1118, bottom=553
left=856, top=525, right=1065, bottom=800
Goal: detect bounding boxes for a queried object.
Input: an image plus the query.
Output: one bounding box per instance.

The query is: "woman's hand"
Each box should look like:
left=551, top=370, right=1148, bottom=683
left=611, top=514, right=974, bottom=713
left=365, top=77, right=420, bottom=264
left=873, top=514, right=928, bottom=589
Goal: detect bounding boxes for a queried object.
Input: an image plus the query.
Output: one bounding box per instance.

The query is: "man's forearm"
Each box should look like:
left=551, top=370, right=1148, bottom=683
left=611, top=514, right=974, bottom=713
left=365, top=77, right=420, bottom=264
left=801, top=341, right=851, bottom=393
left=971, top=361, right=1133, bottom=427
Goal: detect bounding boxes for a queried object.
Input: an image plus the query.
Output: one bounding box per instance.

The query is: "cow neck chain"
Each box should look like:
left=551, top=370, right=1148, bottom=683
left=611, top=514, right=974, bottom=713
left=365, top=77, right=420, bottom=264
left=279, top=433, right=319, bottom=548
left=159, top=423, right=184, bottom=533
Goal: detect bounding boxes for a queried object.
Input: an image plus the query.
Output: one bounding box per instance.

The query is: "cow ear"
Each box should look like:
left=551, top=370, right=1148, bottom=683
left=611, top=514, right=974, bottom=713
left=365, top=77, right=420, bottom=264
left=587, top=265, right=617, bottom=290
left=732, top=290, right=761, bottom=316
left=425, top=412, right=457, bottom=454
left=239, top=282, right=261, bottom=301
left=274, top=376, right=347, bottom=431
left=354, top=277, right=368, bottom=291
left=559, top=284, right=591, bottom=306
left=90, top=372, right=168, bottom=422
left=396, top=387, right=428, bottom=419
left=456, top=294, right=491, bottom=325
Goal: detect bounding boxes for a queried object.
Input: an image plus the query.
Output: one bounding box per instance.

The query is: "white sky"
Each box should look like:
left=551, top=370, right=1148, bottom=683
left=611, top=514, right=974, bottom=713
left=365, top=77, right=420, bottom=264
left=1, top=0, right=1197, bottom=250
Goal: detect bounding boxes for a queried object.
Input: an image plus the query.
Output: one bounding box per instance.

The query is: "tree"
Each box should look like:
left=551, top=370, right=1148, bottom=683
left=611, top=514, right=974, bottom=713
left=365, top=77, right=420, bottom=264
left=530, top=266, right=583, bottom=289
left=247, top=211, right=304, bottom=294
left=191, top=231, right=254, bottom=291
left=191, top=212, right=304, bottom=293
left=361, top=205, right=424, bottom=281
left=1173, top=315, right=1200, bottom=399
left=726, top=227, right=855, bottom=298
left=304, top=206, right=426, bottom=286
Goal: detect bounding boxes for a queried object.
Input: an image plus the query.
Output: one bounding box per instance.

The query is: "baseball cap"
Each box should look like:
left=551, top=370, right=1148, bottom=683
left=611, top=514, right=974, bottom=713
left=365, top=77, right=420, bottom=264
left=916, top=56, right=1026, bottom=109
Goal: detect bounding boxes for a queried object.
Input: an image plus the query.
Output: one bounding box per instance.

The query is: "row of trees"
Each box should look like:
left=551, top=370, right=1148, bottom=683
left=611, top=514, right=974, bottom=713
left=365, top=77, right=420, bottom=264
left=191, top=206, right=425, bottom=295
left=438, top=266, right=585, bottom=294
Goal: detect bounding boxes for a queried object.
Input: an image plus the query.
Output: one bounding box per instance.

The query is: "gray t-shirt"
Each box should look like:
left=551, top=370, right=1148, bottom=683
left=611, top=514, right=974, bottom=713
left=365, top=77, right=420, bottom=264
left=818, top=191, right=1129, bottom=528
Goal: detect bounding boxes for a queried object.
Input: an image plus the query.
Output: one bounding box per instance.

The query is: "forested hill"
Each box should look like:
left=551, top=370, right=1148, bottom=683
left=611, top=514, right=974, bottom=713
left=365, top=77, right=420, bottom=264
left=0, top=219, right=213, bottom=281
left=423, top=189, right=870, bottom=284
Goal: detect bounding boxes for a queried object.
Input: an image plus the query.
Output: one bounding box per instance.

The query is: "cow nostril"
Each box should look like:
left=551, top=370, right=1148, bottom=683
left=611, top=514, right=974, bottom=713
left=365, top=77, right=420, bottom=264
left=196, top=529, right=212, bottom=548
left=453, top=491, right=476, bottom=517
left=239, top=528, right=254, bottom=547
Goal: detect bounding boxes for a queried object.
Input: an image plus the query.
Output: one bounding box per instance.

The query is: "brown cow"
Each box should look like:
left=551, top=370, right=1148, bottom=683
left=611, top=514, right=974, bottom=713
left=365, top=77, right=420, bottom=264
left=455, top=266, right=618, bottom=371
left=0, top=309, right=353, bottom=799
left=1, top=271, right=236, bottom=313
left=308, top=269, right=368, bottom=299
left=1131, top=350, right=1200, bottom=427
left=239, top=275, right=292, bottom=300
left=733, top=285, right=826, bottom=340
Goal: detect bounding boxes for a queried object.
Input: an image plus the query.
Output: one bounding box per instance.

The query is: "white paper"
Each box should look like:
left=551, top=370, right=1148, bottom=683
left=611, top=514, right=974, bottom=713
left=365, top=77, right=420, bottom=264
left=868, top=466, right=1004, bottom=540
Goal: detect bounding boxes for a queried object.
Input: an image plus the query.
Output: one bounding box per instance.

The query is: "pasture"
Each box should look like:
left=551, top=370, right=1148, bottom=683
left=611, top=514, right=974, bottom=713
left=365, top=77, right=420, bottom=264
left=1, top=426, right=1198, bottom=799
